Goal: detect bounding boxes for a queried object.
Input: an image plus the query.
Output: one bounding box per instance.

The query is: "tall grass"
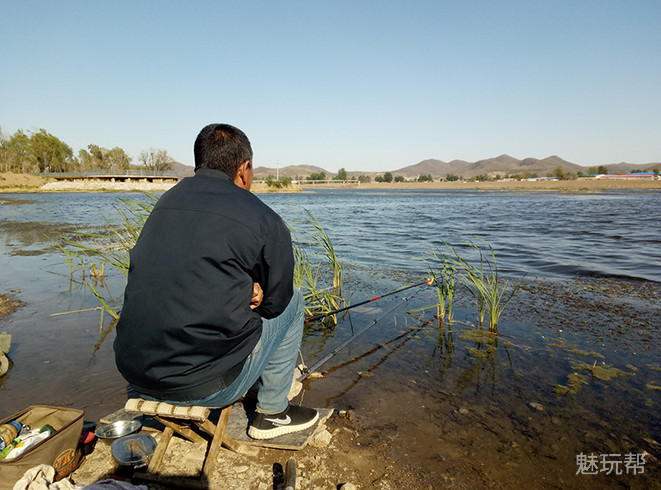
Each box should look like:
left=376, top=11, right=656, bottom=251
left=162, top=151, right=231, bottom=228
left=424, top=248, right=457, bottom=323
left=59, top=195, right=345, bottom=327
left=57, top=194, right=159, bottom=319
left=289, top=208, right=345, bottom=327
left=424, top=238, right=522, bottom=331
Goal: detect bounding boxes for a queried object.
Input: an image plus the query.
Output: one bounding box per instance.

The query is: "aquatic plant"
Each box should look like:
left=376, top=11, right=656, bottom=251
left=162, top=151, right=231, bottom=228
left=421, top=238, right=522, bottom=331
left=57, top=194, right=159, bottom=319
left=58, top=195, right=345, bottom=325
left=441, top=238, right=522, bottom=331
left=425, top=248, right=457, bottom=322
left=289, top=207, right=345, bottom=327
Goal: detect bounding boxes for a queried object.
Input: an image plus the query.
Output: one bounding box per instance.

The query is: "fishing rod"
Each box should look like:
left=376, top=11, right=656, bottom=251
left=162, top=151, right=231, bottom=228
left=298, top=287, right=427, bottom=381
left=304, top=277, right=434, bottom=323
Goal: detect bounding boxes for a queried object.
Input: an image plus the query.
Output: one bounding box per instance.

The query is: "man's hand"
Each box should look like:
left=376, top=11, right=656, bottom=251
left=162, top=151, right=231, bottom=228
left=250, top=282, right=263, bottom=309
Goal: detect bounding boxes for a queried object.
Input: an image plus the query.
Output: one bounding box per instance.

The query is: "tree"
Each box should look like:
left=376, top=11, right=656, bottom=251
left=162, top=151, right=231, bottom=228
left=334, top=168, right=347, bottom=180
left=394, top=175, right=405, bottom=182
left=30, top=129, right=74, bottom=172
left=139, top=149, right=175, bottom=172
left=597, top=165, right=609, bottom=174
left=107, top=147, right=131, bottom=171
left=552, top=166, right=567, bottom=180
left=0, top=129, right=73, bottom=172
left=357, top=175, right=371, bottom=183
left=0, top=130, right=31, bottom=172
left=383, top=171, right=393, bottom=183
left=418, top=174, right=434, bottom=182
left=307, top=172, right=326, bottom=180
left=445, top=174, right=459, bottom=182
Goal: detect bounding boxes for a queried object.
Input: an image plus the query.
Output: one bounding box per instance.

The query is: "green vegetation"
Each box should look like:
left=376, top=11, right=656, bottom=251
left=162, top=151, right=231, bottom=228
left=375, top=171, right=393, bottom=183
left=570, top=361, right=633, bottom=381
left=58, top=194, right=159, bottom=319
left=442, top=239, right=522, bottom=330
left=509, top=172, right=538, bottom=180
left=334, top=168, right=347, bottom=180
left=58, top=196, right=345, bottom=328
left=554, top=373, right=589, bottom=395
left=265, top=177, right=293, bottom=188
left=587, top=165, right=609, bottom=175
left=289, top=208, right=345, bottom=326
left=0, top=126, right=174, bottom=174
left=307, top=172, right=326, bottom=180
left=550, top=166, right=576, bottom=180
left=418, top=238, right=522, bottom=331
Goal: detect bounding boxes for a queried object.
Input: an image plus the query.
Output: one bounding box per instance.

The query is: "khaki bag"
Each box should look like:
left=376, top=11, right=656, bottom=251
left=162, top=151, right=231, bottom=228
left=0, top=405, right=84, bottom=489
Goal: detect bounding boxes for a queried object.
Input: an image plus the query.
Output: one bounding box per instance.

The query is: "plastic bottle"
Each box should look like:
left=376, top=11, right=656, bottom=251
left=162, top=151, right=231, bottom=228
left=0, top=421, right=22, bottom=451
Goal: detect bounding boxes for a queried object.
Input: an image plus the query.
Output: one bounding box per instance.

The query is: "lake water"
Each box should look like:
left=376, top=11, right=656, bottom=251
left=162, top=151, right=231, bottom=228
left=1, top=188, right=659, bottom=487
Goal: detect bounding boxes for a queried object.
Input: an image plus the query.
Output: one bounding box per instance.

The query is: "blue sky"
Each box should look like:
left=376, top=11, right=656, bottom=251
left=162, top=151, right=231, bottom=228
left=2, top=1, right=659, bottom=172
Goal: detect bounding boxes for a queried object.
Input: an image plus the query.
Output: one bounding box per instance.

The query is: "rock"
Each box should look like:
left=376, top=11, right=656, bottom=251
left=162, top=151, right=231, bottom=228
left=458, top=408, right=469, bottom=415
left=309, top=428, right=333, bottom=448
left=0, top=332, right=11, bottom=354
left=339, top=484, right=357, bottom=490
left=339, top=409, right=356, bottom=422
left=528, top=402, right=544, bottom=411
left=234, top=465, right=249, bottom=473
left=0, top=353, right=9, bottom=376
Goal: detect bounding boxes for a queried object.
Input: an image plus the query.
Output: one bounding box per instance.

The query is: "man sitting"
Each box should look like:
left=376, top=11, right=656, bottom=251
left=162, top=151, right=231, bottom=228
left=113, top=123, right=317, bottom=439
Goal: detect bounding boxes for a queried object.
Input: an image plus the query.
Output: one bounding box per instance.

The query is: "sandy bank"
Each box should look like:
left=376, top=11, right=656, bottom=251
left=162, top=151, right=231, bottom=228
left=0, top=173, right=302, bottom=193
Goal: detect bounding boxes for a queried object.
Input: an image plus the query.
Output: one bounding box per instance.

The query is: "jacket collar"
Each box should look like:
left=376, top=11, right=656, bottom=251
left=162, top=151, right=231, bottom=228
left=194, top=167, right=232, bottom=180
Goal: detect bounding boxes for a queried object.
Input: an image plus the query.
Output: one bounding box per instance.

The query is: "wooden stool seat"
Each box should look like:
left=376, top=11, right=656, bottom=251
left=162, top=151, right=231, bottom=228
left=124, top=398, right=255, bottom=483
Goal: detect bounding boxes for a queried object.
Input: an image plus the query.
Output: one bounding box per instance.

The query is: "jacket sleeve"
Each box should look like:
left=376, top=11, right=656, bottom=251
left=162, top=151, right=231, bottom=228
left=253, top=218, right=295, bottom=319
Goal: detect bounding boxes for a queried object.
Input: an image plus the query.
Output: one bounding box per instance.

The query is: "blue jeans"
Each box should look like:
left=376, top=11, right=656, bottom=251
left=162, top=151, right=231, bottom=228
left=137, top=288, right=304, bottom=415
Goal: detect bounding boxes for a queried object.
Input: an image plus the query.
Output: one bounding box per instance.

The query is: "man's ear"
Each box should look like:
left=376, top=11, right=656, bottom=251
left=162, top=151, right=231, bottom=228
left=233, top=160, right=252, bottom=190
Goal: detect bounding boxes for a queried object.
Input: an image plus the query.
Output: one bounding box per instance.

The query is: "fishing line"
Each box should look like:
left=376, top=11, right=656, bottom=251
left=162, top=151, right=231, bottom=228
left=298, top=287, right=426, bottom=381
left=304, top=277, right=434, bottom=324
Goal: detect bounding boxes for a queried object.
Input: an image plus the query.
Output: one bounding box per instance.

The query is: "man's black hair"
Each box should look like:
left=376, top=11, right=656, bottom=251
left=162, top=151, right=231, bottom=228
left=193, top=124, right=253, bottom=178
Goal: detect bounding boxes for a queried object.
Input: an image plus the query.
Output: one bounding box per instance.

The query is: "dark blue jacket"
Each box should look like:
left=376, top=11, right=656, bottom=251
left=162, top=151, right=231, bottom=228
left=114, top=168, right=294, bottom=401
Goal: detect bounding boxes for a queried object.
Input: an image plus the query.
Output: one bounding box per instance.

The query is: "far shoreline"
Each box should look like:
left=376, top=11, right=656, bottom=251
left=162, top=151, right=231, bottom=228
left=1, top=172, right=659, bottom=194
left=301, top=178, right=661, bottom=192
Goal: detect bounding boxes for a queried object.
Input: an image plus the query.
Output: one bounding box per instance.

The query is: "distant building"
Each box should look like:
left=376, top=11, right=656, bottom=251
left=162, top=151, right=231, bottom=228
left=595, top=173, right=655, bottom=179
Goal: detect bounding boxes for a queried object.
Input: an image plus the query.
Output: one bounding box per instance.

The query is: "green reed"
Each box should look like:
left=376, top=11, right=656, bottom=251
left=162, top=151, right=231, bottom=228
left=59, top=195, right=345, bottom=327
left=424, top=238, right=522, bottom=331
left=57, top=194, right=159, bottom=319
left=425, top=248, right=457, bottom=323
left=289, top=207, right=345, bottom=327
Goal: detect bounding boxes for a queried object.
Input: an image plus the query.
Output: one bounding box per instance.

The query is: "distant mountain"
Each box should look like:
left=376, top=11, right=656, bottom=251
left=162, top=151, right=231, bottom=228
left=172, top=161, right=194, bottom=177
left=244, top=156, right=660, bottom=181
left=393, top=155, right=659, bottom=179
left=604, top=161, right=661, bottom=174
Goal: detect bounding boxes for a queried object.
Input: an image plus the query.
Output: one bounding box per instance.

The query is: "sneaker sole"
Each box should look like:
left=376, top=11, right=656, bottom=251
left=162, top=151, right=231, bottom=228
left=248, top=411, right=319, bottom=440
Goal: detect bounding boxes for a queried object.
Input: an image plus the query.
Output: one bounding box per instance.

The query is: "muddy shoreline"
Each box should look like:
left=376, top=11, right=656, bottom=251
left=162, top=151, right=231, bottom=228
left=2, top=277, right=659, bottom=489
